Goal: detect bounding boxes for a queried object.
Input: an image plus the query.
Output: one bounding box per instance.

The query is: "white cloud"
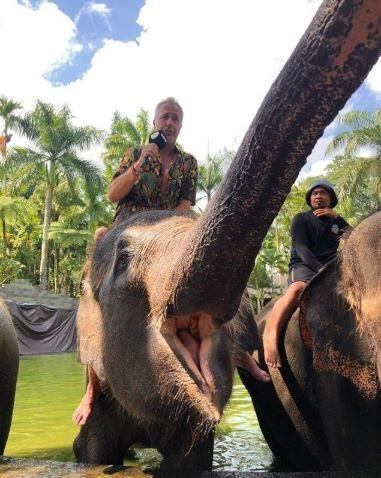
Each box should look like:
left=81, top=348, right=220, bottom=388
left=365, top=61, right=381, bottom=99
left=298, top=136, right=334, bottom=182
left=0, top=0, right=80, bottom=109
left=75, top=2, right=112, bottom=30
left=0, top=0, right=380, bottom=170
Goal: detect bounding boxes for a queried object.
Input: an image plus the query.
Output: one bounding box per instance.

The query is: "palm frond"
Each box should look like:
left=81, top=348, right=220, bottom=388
left=5, top=146, right=46, bottom=170
left=48, top=222, right=92, bottom=247
left=0, top=96, right=23, bottom=134
left=136, top=108, right=151, bottom=144
left=0, top=196, right=32, bottom=223
left=338, top=110, right=373, bottom=130
left=59, top=154, right=105, bottom=197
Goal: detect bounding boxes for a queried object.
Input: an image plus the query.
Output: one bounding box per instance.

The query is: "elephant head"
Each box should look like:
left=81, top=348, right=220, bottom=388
left=339, top=210, right=381, bottom=382
left=75, top=0, right=381, bottom=470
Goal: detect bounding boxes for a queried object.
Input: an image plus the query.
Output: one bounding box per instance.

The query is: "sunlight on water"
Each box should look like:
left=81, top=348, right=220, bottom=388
left=5, top=353, right=273, bottom=471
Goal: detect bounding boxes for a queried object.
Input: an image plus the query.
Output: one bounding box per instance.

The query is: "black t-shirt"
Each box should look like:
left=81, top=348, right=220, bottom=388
left=289, top=210, right=349, bottom=273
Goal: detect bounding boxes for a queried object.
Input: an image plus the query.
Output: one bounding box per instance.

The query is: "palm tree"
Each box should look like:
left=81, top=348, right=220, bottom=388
left=197, top=149, right=235, bottom=204
left=5, top=101, right=104, bottom=289
left=326, top=109, right=381, bottom=206
left=0, top=96, right=23, bottom=191
left=0, top=96, right=22, bottom=156
left=103, top=108, right=150, bottom=181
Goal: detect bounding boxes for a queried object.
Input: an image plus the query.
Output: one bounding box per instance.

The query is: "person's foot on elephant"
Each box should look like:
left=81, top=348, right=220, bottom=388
left=263, top=330, right=282, bottom=368
left=72, top=365, right=100, bottom=426
left=239, top=351, right=271, bottom=382
left=72, top=394, right=94, bottom=426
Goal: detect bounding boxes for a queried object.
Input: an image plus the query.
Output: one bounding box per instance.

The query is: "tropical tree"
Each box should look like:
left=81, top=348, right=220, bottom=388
left=326, top=109, right=381, bottom=208
left=0, top=96, right=23, bottom=192
left=5, top=101, right=104, bottom=289
left=197, top=149, right=235, bottom=204
left=103, top=108, right=151, bottom=181
left=0, top=242, right=25, bottom=286
left=0, top=196, right=32, bottom=247
left=0, top=96, right=22, bottom=155
left=248, top=258, right=271, bottom=313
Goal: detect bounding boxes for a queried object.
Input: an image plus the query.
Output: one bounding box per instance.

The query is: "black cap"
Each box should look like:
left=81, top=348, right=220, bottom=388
left=306, top=180, right=338, bottom=208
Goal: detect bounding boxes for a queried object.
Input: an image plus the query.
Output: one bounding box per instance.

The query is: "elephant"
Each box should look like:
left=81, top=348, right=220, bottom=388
left=73, top=0, right=381, bottom=471
left=0, top=298, right=19, bottom=458
left=241, top=210, right=381, bottom=471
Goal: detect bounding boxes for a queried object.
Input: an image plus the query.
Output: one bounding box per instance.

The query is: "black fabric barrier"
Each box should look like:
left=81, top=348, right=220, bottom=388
left=5, top=300, right=77, bottom=355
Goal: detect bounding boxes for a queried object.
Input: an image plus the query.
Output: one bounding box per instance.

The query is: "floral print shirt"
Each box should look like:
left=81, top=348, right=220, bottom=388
left=112, top=146, right=198, bottom=224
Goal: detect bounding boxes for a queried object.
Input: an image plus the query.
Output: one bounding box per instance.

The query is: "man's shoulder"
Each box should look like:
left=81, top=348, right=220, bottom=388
left=179, top=149, right=196, bottom=161
left=176, top=148, right=198, bottom=167
left=293, top=210, right=312, bottom=222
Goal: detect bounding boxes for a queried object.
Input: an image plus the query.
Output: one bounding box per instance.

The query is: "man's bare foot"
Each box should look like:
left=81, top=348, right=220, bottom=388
left=72, top=395, right=94, bottom=426
left=239, top=352, right=271, bottom=382
left=263, top=330, right=281, bottom=368
left=72, top=366, right=100, bottom=426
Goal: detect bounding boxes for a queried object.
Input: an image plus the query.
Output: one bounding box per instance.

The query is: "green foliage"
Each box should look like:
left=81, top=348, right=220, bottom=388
left=5, top=100, right=105, bottom=288
left=326, top=108, right=381, bottom=214
left=0, top=242, right=25, bottom=286
left=0, top=95, right=23, bottom=135
left=103, top=108, right=151, bottom=182
left=197, top=149, right=235, bottom=205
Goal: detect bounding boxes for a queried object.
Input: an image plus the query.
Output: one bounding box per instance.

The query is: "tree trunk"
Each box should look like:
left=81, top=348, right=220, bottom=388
left=167, top=0, right=381, bottom=321
left=39, top=186, right=53, bottom=290
left=1, top=218, right=7, bottom=247
left=53, top=248, right=58, bottom=293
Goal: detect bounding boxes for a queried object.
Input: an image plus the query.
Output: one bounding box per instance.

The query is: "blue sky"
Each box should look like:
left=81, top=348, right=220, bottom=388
left=25, top=0, right=145, bottom=85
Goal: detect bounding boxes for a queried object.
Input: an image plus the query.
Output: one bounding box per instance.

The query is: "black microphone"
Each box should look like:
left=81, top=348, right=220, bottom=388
left=149, top=130, right=167, bottom=150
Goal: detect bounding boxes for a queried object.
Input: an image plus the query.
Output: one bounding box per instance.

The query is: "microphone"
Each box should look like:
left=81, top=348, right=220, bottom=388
left=149, top=130, right=167, bottom=150
left=138, top=131, right=168, bottom=172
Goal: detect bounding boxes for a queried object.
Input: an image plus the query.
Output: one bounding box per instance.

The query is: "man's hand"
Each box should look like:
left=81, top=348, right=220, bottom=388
left=313, top=207, right=337, bottom=219
left=135, top=144, right=160, bottom=171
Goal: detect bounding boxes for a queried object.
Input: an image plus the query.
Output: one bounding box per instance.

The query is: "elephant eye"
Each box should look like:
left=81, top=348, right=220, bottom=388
left=114, top=248, right=133, bottom=276
left=118, top=250, right=132, bottom=266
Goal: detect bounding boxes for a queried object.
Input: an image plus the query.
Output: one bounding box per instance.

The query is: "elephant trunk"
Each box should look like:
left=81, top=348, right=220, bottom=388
left=169, top=0, right=381, bottom=321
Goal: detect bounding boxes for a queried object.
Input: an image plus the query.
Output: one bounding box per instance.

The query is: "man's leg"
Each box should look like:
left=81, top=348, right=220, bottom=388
left=72, top=365, right=100, bottom=426
left=263, top=281, right=306, bottom=368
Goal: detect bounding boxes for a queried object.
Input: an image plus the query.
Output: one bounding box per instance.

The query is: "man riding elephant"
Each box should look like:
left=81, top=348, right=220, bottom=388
left=264, top=180, right=350, bottom=368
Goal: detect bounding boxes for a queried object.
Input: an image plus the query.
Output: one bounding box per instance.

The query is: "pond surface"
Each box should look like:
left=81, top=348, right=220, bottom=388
left=5, top=353, right=273, bottom=471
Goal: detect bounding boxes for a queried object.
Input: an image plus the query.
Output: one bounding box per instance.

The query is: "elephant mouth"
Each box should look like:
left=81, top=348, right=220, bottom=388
left=161, top=312, right=219, bottom=406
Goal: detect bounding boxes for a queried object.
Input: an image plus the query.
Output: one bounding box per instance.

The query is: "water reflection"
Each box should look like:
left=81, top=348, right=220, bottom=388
left=6, top=353, right=273, bottom=471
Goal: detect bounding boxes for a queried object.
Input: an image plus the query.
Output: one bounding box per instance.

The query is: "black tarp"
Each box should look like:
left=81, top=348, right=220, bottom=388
left=5, top=300, right=77, bottom=355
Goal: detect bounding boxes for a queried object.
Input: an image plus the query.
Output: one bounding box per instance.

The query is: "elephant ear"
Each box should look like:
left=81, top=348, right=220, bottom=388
left=77, top=268, right=106, bottom=383
left=339, top=211, right=381, bottom=334
left=300, top=260, right=378, bottom=400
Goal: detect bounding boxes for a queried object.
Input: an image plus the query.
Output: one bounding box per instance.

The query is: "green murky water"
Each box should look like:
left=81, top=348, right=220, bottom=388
left=5, top=353, right=273, bottom=471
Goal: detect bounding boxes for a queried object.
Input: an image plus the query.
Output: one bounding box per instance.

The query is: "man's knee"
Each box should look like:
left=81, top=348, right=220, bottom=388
left=286, top=281, right=307, bottom=302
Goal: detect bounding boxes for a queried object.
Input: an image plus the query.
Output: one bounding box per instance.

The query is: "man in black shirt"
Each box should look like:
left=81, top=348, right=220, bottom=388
left=263, top=180, right=350, bottom=368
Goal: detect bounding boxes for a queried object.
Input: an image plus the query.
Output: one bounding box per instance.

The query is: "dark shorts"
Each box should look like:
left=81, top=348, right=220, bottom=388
left=288, top=264, right=316, bottom=285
